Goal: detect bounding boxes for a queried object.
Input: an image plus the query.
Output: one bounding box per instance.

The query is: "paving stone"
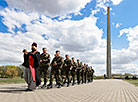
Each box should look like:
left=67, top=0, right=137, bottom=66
left=0, top=79, right=138, bottom=102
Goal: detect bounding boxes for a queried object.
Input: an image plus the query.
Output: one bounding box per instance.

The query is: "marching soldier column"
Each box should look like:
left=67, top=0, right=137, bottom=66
left=22, top=44, right=95, bottom=91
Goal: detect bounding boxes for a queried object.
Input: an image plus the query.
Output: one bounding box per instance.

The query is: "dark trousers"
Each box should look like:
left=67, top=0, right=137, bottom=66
left=39, top=67, right=48, bottom=85
left=49, top=68, right=62, bottom=85
left=77, top=69, right=80, bottom=84
left=35, top=67, right=41, bottom=86
left=71, top=70, right=76, bottom=84
left=81, top=71, right=84, bottom=83
left=84, top=72, right=87, bottom=83
left=65, top=70, right=70, bottom=85
left=91, top=73, right=94, bottom=82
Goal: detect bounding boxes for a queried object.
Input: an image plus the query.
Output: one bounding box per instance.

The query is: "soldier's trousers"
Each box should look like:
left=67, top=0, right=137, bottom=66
left=61, top=70, right=66, bottom=84
left=91, top=73, right=93, bottom=82
left=49, top=68, right=62, bottom=85
left=87, top=73, right=91, bottom=82
left=39, top=67, right=48, bottom=85
left=65, top=70, right=70, bottom=85
left=84, top=72, right=87, bottom=83
left=71, top=70, right=76, bottom=84
left=81, top=71, right=84, bottom=83
left=77, top=69, right=81, bottom=84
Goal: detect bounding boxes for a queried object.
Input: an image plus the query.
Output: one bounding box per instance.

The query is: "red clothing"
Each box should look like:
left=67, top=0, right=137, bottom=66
left=29, top=51, right=38, bottom=82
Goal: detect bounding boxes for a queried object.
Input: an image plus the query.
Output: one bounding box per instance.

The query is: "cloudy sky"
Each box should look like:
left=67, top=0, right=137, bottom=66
left=0, top=0, right=138, bottom=75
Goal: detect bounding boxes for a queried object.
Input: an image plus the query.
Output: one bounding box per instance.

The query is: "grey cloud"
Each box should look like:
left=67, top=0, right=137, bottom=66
left=6, top=0, right=91, bottom=16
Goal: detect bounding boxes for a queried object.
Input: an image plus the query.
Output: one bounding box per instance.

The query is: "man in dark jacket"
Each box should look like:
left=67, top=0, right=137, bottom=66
left=24, top=42, right=41, bottom=91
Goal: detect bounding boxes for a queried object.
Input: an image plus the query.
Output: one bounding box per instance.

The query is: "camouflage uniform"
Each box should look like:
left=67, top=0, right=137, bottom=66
left=87, top=67, right=91, bottom=83
left=90, top=67, right=95, bottom=82
left=76, top=62, right=82, bottom=84
left=61, top=58, right=66, bottom=85
left=81, top=64, right=84, bottom=84
left=71, top=61, right=77, bottom=85
left=63, top=59, right=71, bottom=86
left=40, top=52, right=50, bottom=86
left=48, top=55, right=63, bottom=88
left=84, top=65, right=88, bottom=83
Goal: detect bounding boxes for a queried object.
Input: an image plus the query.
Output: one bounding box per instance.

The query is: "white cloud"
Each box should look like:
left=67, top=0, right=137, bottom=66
left=112, top=64, right=138, bottom=75
left=115, top=23, right=122, bottom=28
left=0, top=8, right=39, bottom=33
left=6, top=0, right=91, bottom=17
left=111, top=0, right=123, bottom=5
left=0, top=8, right=106, bottom=72
left=0, top=0, right=138, bottom=75
left=96, top=0, right=110, bottom=11
left=112, top=25, right=138, bottom=65
left=119, top=25, right=138, bottom=48
left=95, top=0, right=123, bottom=14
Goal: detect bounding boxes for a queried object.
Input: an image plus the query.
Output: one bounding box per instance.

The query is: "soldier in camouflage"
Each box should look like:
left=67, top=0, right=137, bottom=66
left=90, top=67, right=95, bottom=82
left=84, top=64, right=88, bottom=83
left=87, top=66, right=92, bottom=83
left=81, top=63, right=85, bottom=84
left=61, top=57, right=66, bottom=86
left=47, top=50, right=63, bottom=89
left=63, top=55, right=72, bottom=87
left=76, top=59, right=82, bottom=85
left=71, top=57, right=77, bottom=86
left=39, top=48, right=50, bottom=88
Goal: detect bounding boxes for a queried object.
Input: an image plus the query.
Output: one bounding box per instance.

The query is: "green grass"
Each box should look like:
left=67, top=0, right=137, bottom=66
left=0, top=77, right=25, bottom=84
left=125, top=80, right=138, bottom=86
left=0, top=77, right=47, bottom=84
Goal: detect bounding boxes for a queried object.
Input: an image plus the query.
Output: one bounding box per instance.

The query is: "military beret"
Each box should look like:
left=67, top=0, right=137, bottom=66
left=77, top=59, right=79, bottom=61
left=32, top=42, right=37, bottom=47
left=42, top=47, right=47, bottom=50
left=22, top=49, right=27, bottom=52
left=56, top=50, right=60, bottom=53
left=65, top=55, right=69, bottom=57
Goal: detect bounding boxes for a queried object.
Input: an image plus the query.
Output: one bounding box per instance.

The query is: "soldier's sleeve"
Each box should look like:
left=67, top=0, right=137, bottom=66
left=71, top=61, right=73, bottom=66
left=40, top=54, right=42, bottom=60
left=93, top=69, right=95, bottom=73
left=75, top=63, right=77, bottom=67
left=48, top=54, right=50, bottom=63
left=50, top=58, right=54, bottom=66
left=69, top=60, right=72, bottom=67
left=57, top=57, right=63, bottom=67
left=62, top=59, right=65, bottom=67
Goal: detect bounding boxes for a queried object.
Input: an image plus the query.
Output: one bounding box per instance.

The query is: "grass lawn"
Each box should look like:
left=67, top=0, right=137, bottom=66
left=0, top=77, right=25, bottom=84
left=0, top=78, right=46, bottom=84
left=125, top=80, right=138, bottom=86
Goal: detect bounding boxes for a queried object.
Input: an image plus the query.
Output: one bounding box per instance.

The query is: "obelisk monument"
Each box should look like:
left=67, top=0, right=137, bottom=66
left=106, top=7, right=112, bottom=79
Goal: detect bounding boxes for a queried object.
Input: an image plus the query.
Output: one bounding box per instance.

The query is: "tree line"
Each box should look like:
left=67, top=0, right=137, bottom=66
left=0, top=65, right=23, bottom=78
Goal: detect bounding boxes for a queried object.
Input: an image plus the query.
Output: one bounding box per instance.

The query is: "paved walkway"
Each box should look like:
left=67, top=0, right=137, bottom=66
left=0, top=79, right=138, bottom=102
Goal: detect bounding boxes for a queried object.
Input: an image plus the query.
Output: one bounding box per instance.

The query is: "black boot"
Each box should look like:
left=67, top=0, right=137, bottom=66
left=57, top=84, right=61, bottom=88
left=41, top=84, right=47, bottom=89
left=47, top=83, right=53, bottom=89
left=72, top=83, right=74, bottom=86
left=26, top=88, right=33, bottom=92
left=67, top=84, right=70, bottom=87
